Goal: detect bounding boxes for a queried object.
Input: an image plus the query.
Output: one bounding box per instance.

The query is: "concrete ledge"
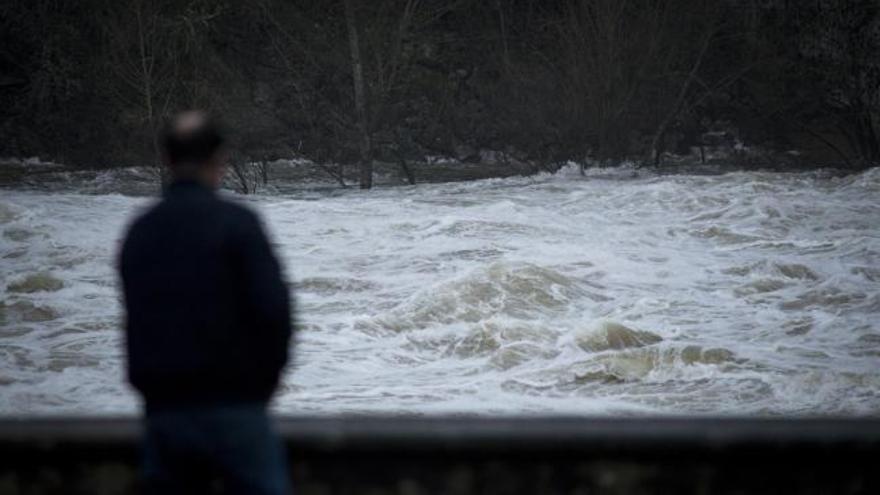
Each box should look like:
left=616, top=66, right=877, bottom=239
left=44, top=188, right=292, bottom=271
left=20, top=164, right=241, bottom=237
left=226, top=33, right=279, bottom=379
left=1, top=416, right=879, bottom=494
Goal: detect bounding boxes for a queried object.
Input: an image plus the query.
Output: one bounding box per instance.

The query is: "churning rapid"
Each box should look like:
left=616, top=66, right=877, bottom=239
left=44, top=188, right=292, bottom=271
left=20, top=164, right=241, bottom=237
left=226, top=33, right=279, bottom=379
left=1, top=163, right=879, bottom=416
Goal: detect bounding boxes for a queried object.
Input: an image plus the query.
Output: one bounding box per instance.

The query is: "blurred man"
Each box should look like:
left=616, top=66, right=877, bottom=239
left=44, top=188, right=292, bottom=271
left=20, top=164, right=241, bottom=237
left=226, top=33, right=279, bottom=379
left=118, top=111, right=293, bottom=494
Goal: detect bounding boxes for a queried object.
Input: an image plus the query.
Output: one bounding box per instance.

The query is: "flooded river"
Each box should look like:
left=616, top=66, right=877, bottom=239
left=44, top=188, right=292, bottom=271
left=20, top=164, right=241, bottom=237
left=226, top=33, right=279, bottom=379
left=1, top=163, right=878, bottom=415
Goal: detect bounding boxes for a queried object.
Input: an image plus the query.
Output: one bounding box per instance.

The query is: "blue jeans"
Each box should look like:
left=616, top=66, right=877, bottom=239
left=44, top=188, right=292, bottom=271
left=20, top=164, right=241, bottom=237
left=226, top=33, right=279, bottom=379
left=142, top=403, right=291, bottom=495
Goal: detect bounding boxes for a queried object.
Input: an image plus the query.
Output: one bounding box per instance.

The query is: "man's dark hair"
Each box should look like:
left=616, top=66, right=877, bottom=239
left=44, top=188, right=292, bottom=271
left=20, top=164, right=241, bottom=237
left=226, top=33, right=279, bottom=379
left=162, top=112, right=225, bottom=166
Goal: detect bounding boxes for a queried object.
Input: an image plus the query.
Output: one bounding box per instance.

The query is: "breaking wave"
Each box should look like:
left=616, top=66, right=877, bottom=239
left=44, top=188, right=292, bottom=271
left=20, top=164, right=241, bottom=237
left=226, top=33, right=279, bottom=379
left=1, top=165, right=879, bottom=415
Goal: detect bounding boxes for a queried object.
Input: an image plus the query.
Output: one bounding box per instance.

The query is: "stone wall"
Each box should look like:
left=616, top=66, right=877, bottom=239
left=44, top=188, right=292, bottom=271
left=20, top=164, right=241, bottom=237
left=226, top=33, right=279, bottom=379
left=1, top=417, right=878, bottom=494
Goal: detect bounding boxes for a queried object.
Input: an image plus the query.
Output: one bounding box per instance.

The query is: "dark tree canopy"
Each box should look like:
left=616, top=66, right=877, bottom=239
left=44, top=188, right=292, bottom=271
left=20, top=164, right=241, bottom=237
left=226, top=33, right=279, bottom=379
left=1, top=0, right=878, bottom=176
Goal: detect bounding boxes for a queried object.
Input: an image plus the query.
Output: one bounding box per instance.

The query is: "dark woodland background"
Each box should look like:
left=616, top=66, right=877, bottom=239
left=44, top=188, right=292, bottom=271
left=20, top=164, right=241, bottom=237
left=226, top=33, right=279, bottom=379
left=2, top=0, right=879, bottom=185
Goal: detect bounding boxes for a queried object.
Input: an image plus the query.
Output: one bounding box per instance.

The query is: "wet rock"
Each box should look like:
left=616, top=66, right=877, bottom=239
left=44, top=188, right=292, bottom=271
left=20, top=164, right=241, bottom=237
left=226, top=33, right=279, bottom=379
left=692, top=226, right=760, bottom=244
left=721, top=264, right=756, bottom=276
left=576, top=322, right=662, bottom=353
left=47, top=355, right=100, bottom=372
left=781, top=288, right=865, bottom=310
left=734, top=278, right=787, bottom=296
left=774, top=263, right=819, bottom=281
left=2, top=228, right=33, bottom=242
left=783, top=318, right=813, bottom=336
left=2, top=250, right=28, bottom=260
left=0, top=326, right=32, bottom=338
left=1, top=301, right=59, bottom=322
left=680, top=346, right=736, bottom=365
left=297, top=277, right=376, bottom=295
left=7, top=273, right=64, bottom=293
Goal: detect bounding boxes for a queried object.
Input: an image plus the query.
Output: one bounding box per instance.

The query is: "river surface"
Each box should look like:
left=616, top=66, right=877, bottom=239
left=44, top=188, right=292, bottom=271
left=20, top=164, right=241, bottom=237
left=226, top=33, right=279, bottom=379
left=1, top=163, right=879, bottom=416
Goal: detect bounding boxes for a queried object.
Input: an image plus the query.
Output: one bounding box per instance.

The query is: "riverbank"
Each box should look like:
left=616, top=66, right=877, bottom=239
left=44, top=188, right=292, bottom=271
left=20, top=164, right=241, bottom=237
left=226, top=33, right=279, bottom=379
left=0, top=153, right=866, bottom=197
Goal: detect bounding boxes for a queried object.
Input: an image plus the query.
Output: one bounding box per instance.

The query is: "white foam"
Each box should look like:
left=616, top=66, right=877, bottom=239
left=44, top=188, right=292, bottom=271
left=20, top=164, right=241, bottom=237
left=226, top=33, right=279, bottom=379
left=1, top=167, right=879, bottom=416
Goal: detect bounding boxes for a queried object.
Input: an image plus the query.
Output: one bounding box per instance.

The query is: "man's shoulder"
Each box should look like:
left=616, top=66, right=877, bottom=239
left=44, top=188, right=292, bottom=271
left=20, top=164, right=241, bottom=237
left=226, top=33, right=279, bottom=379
left=212, top=197, right=272, bottom=244
left=215, top=196, right=261, bottom=225
left=136, top=194, right=258, bottom=222
left=123, top=199, right=163, bottom=237
left=123, top=195, right=263, bottom=246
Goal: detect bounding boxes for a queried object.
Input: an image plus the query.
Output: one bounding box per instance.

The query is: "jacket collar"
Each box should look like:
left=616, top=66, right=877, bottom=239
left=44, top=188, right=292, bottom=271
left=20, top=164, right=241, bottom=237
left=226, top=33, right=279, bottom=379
left=163, top=178, right=216, bottom=198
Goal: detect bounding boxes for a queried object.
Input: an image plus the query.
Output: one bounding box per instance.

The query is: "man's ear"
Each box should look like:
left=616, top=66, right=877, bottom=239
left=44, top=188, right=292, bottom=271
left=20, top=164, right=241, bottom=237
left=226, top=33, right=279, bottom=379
left=211, top=149, right=229, bottom=168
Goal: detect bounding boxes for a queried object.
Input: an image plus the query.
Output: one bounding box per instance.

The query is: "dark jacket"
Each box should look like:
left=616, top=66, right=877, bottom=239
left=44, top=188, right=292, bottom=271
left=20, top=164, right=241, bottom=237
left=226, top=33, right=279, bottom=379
left=119, top=180, right=292, bottom=410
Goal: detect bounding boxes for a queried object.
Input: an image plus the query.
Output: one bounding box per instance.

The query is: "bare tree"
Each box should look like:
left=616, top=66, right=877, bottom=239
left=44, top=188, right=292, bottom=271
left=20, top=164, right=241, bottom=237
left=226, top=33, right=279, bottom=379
left=103, top=0, right=179, bottom=182
left=551, top=0, right=675, bottom=162
left=344, top=0, right=373, bottom=189
left=229, top=157, right=269, bottom=195
left=647, top=11, right=717, bottom=166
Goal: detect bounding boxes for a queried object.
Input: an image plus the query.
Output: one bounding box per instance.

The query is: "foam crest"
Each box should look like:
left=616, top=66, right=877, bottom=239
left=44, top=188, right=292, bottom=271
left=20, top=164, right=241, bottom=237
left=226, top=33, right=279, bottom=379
left=366, top=262, right=582, bottom=333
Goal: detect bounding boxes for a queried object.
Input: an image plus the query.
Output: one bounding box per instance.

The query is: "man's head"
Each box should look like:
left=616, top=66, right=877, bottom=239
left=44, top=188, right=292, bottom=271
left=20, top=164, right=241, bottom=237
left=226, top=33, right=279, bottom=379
left=161, top=111, right=226, bottom=188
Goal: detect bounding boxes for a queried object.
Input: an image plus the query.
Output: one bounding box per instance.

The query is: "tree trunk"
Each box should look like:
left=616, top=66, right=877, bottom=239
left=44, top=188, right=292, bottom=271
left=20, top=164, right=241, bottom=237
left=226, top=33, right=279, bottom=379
left=396, top=153, right=416, bottom=185
left=135, top=4, right=166, bottom=188
left=648, top=26, right=714, bottom=167
left=862, top=108, right=879, bottom=164
left=344, top=0, right=372, bottom=189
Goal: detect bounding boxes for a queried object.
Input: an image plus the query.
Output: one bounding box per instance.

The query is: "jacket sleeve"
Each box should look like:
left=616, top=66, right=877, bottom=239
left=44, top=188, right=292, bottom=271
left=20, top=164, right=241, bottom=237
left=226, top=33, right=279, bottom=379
left=234, top=209, right=293, bottom=374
